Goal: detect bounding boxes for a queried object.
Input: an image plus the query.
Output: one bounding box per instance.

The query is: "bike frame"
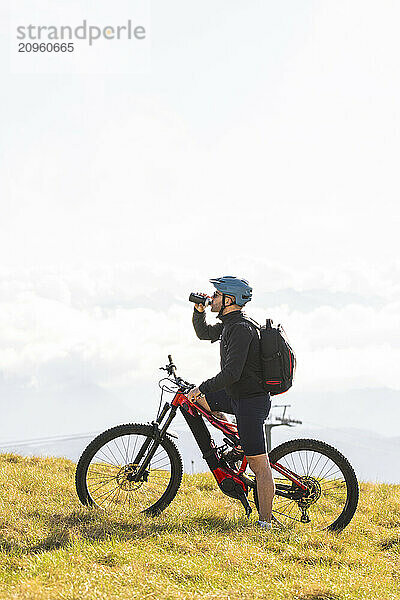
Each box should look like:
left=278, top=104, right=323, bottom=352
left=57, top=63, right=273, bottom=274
left=172, top=392, right=308, bottom=493
left=132, top=388, right=309, bottom=506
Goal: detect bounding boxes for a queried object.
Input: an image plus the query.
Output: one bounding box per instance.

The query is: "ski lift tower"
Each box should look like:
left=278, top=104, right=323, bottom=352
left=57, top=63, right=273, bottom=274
left=265, top=404, right=302, bottom=453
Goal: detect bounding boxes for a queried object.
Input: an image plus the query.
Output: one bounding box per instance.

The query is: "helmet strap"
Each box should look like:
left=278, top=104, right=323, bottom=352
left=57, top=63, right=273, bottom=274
left=217, top=293, right=227, bottom=319
left=218, top=293, right=240, bottom=319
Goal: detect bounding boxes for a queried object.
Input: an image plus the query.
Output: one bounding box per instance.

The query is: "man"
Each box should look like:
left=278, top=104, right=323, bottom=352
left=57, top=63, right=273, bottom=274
left=187, top=276, right=275, bottom=529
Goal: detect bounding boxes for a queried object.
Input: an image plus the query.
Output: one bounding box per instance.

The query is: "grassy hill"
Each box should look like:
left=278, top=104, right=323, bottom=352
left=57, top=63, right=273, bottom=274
left=0, top=454, right=399, bottom=600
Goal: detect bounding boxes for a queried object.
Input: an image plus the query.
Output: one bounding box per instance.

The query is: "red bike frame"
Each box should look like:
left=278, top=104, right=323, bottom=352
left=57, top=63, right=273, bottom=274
left=172, top=391, right=308, bottom=493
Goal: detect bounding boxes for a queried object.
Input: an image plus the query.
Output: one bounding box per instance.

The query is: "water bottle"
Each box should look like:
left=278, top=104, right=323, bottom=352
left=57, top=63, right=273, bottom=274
left=189, top=293, right=212, bottom=307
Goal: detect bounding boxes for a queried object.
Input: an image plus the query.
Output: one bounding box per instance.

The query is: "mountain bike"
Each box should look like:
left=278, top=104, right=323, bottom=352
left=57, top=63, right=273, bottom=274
left=75, top=356, right=359, bottom=532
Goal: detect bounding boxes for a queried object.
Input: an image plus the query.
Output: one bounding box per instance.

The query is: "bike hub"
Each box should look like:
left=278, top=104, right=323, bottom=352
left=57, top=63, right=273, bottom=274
left=295, top=476, right=322, bottom=523
left=116, top=464, right=149, bottom=490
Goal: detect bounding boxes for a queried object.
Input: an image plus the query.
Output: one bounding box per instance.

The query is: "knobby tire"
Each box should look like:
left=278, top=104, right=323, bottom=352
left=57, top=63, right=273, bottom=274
left=75, top=423, right=183, bottom=516
left=254, top=438, right=359, bottom=532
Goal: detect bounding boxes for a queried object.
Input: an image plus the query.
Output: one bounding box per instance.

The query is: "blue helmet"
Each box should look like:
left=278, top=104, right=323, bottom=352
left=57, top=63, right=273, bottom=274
left=210, top=276, right=252, bottom=306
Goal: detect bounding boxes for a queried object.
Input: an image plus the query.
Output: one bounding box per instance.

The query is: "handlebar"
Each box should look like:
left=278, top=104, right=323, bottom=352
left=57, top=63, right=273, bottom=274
left=159, top=355, right=194, bottom=392
left=167, top=354, right=176, bottom=374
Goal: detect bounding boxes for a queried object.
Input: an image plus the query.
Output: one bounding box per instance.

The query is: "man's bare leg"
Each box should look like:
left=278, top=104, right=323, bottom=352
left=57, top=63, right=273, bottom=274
left=246, top=454, right=275, bottom=522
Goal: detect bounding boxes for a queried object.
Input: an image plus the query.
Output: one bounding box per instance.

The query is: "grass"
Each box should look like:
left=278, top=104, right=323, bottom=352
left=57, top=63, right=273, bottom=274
left=0, top=453, right=399, bottom=599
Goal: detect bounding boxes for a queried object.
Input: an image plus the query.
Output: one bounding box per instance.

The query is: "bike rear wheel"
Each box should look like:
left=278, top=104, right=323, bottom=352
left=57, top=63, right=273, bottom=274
left=75, top=423, right=183, bottom=517
left=253, top=438, right=359, bottom=532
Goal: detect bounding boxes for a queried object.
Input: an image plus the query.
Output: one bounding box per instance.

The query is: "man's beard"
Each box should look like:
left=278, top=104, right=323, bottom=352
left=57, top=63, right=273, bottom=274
left=210, top=300, right=220, bottom=313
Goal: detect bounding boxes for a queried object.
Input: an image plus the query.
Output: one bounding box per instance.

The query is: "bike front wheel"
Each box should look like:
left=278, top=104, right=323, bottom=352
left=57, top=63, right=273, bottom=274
left=75, top=423, right=183, bottom=517
left=253, top=438, right=359, bottom=532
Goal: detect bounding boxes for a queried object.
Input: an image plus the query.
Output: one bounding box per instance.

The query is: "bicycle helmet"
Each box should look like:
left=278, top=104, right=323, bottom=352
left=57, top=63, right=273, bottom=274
left=209, top=275, right=252, bottom=307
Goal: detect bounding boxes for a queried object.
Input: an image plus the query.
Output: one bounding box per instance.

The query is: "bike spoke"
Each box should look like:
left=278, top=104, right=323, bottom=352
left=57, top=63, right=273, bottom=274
left=304, top=450, right=310, bottom=474
left=105, top=442, right=123, bottom=467
left=113, top=438, right=128, bottom=465
left=98, top=447, right=120, bottom=467
left=151, top=458, right=169, bottom=469
left=86, top=468, right=118, bottom=478
left=95, top=483, right=121, bottom=503
left=308, top=450, right=317, bottom=474
left=319, top=466, right=342, bottom=480
left=117, top=436, right=129, bottom=465
left=88, top=476, right=120, bottom=494
left=124, top=434, right=130, bottom=465
left=129, top=435, right=139, bottom=464
left=96, top=450, right=119, bottom=468
left=298, top=451, right=306, bottom=475
left=289, top=452, right=297, bottom=474
left=308, top=451, right=324, bottom=476
left=151, top=455, right=168, bottom=466
left=315, top=456, right=330, bottom=481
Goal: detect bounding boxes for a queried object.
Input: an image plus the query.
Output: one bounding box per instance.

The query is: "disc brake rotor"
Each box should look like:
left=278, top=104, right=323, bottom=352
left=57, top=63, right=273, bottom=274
left=116, top=464, right=148, bottom=491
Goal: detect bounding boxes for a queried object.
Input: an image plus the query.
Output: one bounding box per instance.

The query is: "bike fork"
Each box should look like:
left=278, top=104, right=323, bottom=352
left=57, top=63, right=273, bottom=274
left=131, top=403, right=178, bottom=481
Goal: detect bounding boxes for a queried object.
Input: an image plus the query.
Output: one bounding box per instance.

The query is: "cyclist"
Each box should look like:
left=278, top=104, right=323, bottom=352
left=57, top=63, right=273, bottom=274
left=187, top=276, right=275, bottom=529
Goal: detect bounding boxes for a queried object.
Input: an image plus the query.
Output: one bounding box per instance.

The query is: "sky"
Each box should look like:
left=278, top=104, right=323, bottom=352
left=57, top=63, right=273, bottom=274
left=1, top=1, right=399, bottom=445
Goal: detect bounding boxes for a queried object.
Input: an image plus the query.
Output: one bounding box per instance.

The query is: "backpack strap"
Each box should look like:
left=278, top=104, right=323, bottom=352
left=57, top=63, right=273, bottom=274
left=238, top=315, right=266, bottom=390
left=242, top=314, right=261, bottom=331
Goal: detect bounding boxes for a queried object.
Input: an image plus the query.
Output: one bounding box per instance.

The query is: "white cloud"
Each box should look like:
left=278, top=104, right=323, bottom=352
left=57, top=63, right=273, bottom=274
left=0, top=264, right=398, bottom=397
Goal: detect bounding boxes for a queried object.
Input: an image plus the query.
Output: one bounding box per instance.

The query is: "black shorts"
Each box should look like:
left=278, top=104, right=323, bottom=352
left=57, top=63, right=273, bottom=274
left=205, top=389, right=271, bottom=456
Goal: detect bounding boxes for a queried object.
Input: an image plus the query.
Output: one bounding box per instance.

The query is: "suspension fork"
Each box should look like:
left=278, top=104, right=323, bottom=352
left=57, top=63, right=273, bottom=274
left=131, top=403, right=178, bottom=481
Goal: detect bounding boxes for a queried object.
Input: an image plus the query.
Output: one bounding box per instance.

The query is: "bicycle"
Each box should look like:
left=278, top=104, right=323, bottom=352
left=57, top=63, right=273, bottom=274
left=75, top=355, right=359, bottom=532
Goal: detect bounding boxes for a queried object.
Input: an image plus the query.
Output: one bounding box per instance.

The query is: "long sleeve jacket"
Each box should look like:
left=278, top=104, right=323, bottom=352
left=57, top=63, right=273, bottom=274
left=192, top=308, right=265, bottom=401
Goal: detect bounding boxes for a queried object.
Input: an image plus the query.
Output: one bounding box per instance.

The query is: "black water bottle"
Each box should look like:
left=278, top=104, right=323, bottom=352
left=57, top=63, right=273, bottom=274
left=189, top=292, right=212, bottom=307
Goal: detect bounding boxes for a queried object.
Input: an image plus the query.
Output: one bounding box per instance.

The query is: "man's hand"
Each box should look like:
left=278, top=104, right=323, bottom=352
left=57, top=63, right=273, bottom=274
left=194, top=292, right=208, bottom=312
left=187, top=386, right=203, bottom=402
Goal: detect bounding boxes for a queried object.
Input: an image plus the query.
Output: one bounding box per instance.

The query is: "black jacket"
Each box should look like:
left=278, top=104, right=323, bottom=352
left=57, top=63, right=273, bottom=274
left=193, top=308, right=265, bottom=401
